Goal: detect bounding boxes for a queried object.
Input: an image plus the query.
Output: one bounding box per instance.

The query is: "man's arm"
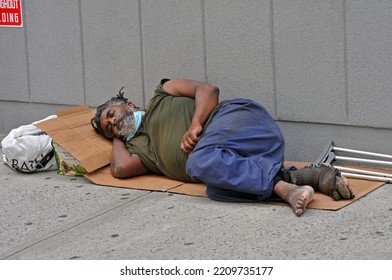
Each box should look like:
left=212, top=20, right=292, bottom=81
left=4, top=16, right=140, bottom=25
left=110, top=137, right=149, bottom=178
left=162, top=79, right=220, bottom=153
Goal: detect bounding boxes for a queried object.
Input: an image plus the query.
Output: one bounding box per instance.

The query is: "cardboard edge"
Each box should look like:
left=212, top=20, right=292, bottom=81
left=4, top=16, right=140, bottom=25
left=84, top=166, right=185, bottom=192
left=56, top=105, right=90, bottom=117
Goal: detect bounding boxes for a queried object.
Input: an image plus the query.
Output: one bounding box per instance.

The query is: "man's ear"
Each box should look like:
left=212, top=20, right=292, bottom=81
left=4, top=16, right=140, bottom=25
left=127, top=101, right=139, bottom=110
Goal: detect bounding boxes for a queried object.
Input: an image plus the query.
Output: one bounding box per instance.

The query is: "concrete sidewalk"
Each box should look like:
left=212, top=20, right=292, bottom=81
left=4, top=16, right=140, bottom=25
left=1, top=134, right=392, bottom=260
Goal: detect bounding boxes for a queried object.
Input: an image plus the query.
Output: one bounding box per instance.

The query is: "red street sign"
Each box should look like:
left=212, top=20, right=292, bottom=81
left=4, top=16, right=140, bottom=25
left=0, top=0, right=23, bottom=27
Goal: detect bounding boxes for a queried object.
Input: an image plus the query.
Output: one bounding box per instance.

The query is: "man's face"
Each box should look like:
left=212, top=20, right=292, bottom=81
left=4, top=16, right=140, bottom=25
left=99, top=102, right=140, bottom=139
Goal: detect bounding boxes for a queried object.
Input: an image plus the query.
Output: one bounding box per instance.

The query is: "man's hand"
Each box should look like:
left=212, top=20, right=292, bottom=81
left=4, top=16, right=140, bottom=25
left=181, top=121, right=203, bottom=153
left=162, top=79, right=220, bottom=154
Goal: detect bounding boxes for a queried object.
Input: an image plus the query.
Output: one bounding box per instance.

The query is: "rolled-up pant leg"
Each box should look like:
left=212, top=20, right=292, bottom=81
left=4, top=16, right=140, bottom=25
left=186, top=99, right=285, bottom=202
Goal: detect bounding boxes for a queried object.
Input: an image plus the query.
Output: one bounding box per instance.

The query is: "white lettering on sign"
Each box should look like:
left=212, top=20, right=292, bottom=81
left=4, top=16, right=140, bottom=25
left=0, top=0, right=19, bottom=9
left=0, top=0, right=22, bottom=27
left=1, top=12, right=18, bottom=23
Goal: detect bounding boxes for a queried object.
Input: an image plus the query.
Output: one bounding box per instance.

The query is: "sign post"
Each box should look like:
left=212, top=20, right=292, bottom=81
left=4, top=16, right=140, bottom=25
left=0, top=0, right=23, bottom=27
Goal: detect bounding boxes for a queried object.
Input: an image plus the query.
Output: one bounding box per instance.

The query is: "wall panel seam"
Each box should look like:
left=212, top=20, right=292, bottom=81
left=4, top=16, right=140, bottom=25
left=22, top=0, right=31, bottom=102
left=78, top=0, right=86, bottom=105
left=138, top=0, right=146, bottom=107
left=343, top=0, right=349, bottom=124
left=201, top=0, right=208, bottom=82
left=269, top=0, right=277, bottom=118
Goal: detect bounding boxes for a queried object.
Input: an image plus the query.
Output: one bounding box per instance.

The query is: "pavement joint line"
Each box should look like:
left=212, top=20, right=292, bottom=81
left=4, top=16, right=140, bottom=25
left=1, top=191, right=153, bottom=259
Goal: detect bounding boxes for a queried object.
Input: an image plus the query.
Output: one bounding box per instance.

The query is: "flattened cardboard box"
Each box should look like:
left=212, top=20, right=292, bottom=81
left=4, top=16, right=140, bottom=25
left=35, top=105, right=112, bottom=173
left=35, top=106, right=386, bottom=211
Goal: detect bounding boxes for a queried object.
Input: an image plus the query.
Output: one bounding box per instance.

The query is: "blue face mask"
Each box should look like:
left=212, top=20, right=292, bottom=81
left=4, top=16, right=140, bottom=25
left=126, top=110, right=145, bottom=141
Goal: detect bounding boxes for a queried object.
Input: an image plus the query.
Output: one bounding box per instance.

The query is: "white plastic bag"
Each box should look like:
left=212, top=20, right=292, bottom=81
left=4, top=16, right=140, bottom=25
left=1, top=115, right=58, bottom=172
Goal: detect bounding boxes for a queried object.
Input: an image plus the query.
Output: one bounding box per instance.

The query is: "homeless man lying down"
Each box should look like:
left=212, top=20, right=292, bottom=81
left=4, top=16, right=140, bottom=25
left=91, top=78, right=354, bottom=217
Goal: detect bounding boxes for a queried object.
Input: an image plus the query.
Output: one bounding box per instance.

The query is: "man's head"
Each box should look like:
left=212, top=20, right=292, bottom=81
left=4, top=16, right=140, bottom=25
left=91, top=87, right=142, bottom=140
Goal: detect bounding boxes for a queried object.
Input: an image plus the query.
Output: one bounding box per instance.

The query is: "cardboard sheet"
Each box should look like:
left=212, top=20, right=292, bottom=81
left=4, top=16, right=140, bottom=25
left=85, top=162, right=386, bottom=211
left=35, top=106, right=387, bottom=211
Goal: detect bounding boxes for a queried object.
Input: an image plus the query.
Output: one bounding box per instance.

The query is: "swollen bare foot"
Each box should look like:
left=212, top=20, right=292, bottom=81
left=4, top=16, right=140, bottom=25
left=274, top=181, right=315, bottom=217
left=290, top=164, right=355, bottom=201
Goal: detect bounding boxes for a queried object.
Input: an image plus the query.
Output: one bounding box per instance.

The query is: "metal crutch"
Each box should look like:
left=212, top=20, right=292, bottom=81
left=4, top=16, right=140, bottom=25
left=314, top=141, right=392, bottom=182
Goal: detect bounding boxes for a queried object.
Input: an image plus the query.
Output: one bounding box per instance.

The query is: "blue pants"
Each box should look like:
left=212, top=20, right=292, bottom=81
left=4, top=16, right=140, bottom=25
left=186, top=99, right=285, bottom=202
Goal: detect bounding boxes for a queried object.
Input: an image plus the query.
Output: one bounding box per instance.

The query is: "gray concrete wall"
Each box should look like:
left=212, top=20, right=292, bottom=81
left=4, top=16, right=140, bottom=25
left=1, top=0, right=392, bottom=162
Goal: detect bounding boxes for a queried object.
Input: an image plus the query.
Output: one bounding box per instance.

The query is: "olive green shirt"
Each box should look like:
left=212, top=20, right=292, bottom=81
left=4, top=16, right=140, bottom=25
left=126, top=79, right=226, bottom=182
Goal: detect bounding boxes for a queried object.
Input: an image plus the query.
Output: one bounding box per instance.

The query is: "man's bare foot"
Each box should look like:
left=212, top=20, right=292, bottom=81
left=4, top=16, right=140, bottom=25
left=274, top=181, right=315, bottom=217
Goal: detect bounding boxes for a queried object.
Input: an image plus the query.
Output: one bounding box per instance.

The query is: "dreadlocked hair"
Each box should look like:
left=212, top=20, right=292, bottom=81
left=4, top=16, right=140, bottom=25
left=91, top=87, right=128, bottom=139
